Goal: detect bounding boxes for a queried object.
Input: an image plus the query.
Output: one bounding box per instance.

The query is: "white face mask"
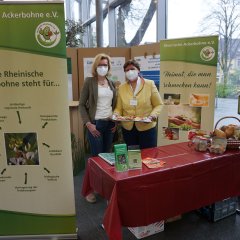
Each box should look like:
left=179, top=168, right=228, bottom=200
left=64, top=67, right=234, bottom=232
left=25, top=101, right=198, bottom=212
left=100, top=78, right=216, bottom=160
left=125, top=70, right=138, bottom=81
left=96, top=66, right=108, bottom=76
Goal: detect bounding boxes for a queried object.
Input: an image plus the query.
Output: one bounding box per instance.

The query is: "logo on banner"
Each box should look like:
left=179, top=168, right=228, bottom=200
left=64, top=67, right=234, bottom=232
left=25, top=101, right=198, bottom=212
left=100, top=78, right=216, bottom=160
left=200, top=46, right=215, bottom=61
left=35, top=22, right=61, bottom=48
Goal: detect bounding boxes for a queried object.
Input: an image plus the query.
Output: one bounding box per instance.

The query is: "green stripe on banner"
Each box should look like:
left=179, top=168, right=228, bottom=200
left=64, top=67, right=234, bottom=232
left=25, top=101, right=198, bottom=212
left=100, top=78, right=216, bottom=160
left=160, top=36, right=219, bottom=66
left=0, top=210, right=76, bottom=235
left=0, top=3, right=66, bottom=57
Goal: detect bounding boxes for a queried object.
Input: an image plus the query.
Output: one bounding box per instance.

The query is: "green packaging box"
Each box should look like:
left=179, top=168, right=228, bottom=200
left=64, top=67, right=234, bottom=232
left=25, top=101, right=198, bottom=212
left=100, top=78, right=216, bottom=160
left=114, top=143, right=129, bottom=172
left=128, top=145, right=142, bottom=170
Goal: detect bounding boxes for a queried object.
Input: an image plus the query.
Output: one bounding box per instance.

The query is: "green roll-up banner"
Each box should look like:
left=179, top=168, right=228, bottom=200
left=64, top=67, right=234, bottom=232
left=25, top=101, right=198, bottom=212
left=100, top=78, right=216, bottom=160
left=158, top=36, right=219, bottom=145
left=0, top=1, right=76, bottom=239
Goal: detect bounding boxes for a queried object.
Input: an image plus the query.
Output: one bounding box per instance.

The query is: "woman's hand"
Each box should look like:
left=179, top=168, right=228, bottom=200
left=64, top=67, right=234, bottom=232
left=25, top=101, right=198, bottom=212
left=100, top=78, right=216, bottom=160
left=148, top=115, right=157, bottom=122
left=86, top=122, right=101, bottom=137
left=142, top=116, right=157, bottom=124
left=111, top=113, right=119, bottom=121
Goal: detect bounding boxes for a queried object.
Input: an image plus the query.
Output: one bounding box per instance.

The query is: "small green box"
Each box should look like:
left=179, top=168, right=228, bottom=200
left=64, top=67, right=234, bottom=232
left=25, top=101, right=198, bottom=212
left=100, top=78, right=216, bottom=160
left=114, top=143, right=129, bottom=172
left=128, top=145, right=142, bottom=170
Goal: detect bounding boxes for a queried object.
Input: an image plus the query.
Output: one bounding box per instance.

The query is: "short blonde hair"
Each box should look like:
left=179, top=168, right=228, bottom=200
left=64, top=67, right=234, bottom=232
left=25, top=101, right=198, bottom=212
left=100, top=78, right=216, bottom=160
left=91, top=53, right=111, bottom=77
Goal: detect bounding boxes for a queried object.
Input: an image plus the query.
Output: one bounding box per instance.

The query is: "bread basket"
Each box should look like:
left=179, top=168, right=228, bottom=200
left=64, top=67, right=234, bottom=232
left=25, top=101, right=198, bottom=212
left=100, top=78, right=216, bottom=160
left=214, top=116, right=240, bottom=149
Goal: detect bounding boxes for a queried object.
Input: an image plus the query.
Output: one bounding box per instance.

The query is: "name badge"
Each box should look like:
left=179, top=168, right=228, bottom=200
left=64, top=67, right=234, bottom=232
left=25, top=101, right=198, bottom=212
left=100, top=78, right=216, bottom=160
left=130, top=99, right=138, bottom=106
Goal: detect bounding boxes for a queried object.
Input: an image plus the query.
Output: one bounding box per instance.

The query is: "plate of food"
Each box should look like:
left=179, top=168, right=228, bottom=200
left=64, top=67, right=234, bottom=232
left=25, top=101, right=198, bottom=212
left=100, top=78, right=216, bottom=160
left=112, top=115, right=152, bottom=123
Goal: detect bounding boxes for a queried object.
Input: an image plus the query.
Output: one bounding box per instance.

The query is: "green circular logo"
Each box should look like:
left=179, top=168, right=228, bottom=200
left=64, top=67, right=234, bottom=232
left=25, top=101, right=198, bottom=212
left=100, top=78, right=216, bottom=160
left=200, top=46, right=215, bottom=61
left=35, top=22, right=61, bottom=48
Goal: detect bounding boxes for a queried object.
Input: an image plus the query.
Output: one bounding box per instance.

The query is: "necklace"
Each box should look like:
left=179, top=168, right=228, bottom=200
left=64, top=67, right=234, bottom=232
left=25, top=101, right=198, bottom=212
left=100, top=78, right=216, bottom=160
left=98, top=79, right=106, bottom=86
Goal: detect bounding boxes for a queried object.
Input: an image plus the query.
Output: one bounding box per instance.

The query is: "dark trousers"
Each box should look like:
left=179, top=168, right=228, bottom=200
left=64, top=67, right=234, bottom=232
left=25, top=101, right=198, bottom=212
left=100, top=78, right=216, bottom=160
left=87, top=119, right=115, bottom=156
left=121, top=125, right=157, bottom=149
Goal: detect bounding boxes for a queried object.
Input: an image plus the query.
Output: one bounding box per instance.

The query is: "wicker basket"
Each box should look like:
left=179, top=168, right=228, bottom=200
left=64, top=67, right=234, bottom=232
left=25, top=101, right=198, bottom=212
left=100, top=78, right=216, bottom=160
left=214, top=116, right=240, bottom=149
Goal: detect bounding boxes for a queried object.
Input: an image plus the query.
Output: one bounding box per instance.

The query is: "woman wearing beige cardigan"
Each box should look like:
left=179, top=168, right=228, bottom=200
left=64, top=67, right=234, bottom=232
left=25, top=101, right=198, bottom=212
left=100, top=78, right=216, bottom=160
left=79, top=53, right=117, bottom=203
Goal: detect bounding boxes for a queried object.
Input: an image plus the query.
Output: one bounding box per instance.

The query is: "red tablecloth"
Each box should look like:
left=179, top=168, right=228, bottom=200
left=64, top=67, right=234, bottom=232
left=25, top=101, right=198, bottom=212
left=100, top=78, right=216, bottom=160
left=82, top=142, right=240, bottom=240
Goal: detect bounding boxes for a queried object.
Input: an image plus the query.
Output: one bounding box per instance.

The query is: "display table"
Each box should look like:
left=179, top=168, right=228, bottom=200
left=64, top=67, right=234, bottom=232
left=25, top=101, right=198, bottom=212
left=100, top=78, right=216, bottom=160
left=82, top=142, right=240, bottom=240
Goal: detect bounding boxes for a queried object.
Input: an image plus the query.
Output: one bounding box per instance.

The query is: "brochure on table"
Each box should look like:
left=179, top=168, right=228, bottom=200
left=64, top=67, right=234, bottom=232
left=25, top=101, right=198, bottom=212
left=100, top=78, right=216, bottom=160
left=98, top=153, right=115, bottom=166
left=0, top=1, right=76, bottom=238
left=128, top=145, right=142, bottom=170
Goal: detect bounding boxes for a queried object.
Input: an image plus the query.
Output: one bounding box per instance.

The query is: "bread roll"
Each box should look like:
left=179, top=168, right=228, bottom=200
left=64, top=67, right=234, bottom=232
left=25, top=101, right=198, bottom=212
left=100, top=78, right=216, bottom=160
left=213, top=129, right=226, bottom=138
left=225, top=125, right=235, bottom=138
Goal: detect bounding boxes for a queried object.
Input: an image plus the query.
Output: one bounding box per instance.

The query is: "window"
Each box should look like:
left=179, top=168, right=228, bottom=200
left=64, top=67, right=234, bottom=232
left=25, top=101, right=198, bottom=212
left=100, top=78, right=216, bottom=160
left=73, top=1, right=80, bottom=21
left=103, top=14, right=109, bottom=47
left=89, top=0, right=95, bottom=18
left=115, top=0, right=154, bottom=46
left=237, top=58, right=240, bottom=67
left=89, top=22, right=97, bottom=47
left=167, top=0, right=214, bottom=38
left=141, top=12, right=156, bottom=44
